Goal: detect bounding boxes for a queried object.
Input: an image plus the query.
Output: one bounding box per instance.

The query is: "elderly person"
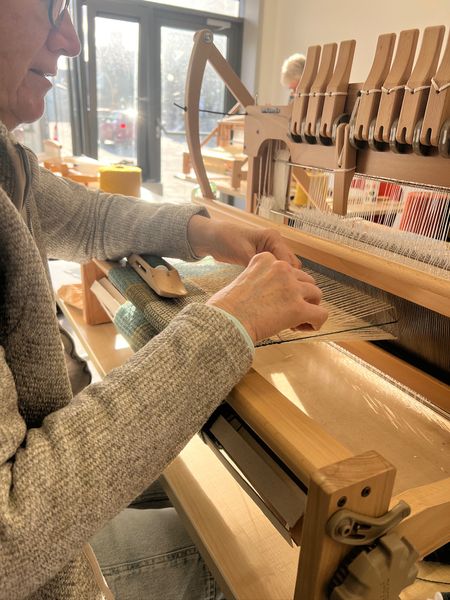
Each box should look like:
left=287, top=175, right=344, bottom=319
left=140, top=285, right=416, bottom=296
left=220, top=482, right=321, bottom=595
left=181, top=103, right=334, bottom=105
left=281, top=52, right=306, bottom=98
left=0, top=1, right=328, bottom=599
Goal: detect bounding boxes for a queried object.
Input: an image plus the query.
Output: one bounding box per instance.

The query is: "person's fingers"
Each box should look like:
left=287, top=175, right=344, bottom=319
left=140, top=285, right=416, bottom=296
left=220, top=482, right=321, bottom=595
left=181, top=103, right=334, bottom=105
left=295, top=302, right=329, bottom=331
left=297, top=282, right=323, bottom=305
left=256, top=230, right=301, bottom=268
left=294, top=323, right=314, bottom=332
left=249, top=250, right=276, bottom=268
left=293, top=269, right=316, bottom=284
left=271, top=244, right=301, bottom=268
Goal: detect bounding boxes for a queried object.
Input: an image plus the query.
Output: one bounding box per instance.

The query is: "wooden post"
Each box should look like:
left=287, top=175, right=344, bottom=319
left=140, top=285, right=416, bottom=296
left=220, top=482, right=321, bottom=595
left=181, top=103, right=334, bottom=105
left=294, top=450, right=396, bottom=599
left=81, top=261, right=111, bottom=325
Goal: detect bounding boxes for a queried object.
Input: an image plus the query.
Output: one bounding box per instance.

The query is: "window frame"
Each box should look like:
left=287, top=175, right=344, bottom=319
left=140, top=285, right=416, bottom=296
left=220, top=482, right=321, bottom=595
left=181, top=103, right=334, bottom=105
left=71, top=0, right=244, bottom=181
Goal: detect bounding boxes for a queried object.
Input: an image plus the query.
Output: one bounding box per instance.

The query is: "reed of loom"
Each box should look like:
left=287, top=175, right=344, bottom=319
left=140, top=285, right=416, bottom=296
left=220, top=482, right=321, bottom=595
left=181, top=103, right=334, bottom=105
left=184, top=28, right=450, bottom=599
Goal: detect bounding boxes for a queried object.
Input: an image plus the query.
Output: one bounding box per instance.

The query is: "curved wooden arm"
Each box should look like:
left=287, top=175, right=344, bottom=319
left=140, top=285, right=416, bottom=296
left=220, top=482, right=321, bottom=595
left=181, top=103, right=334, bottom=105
left=184, top=29, right=255, bottom=200
left=392, top=478, right=450, bottom=558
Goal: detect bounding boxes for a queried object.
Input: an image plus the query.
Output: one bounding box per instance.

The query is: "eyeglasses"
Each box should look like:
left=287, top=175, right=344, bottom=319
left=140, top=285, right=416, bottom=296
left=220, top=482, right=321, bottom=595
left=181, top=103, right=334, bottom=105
left=48, top=0, right=71, bottom=28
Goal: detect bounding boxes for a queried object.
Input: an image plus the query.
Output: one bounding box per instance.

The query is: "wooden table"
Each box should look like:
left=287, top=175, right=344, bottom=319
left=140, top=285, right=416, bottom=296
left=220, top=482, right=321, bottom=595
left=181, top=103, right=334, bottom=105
left=51, top=261, right=450, bottom=600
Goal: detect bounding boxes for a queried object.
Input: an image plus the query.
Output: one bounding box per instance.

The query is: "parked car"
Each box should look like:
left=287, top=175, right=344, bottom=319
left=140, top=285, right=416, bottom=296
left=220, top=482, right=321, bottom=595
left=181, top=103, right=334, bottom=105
left=98, top=109, right=135, bottom=147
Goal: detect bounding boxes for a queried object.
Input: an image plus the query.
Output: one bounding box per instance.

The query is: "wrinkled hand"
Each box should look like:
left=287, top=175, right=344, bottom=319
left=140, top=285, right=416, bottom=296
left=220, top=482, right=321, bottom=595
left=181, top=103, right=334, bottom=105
left=206, top=253, right=328, bottom=344
left=188, top=215, right=300, bottom=268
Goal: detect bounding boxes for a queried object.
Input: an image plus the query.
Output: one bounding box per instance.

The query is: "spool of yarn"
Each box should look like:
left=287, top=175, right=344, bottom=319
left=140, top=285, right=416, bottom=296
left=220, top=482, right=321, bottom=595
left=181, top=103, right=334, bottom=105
left=99, top=165, right=142, bottom=198
left=292, top=183, right=308, bottom=206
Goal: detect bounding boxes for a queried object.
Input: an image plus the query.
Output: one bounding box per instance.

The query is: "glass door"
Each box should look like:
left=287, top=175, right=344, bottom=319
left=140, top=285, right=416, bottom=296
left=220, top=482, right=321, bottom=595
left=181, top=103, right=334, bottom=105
left=76, top=0, right=243, bottom=187
left=95, top=17, right=140, bottom=165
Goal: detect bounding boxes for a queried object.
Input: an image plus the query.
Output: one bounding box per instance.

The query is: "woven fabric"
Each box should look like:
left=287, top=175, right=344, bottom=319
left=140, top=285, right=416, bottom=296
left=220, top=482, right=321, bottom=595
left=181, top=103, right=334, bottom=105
left=114, top=301, right=159, bottom=352
left=109, top=258, right=276, bottom=350
left=110, top=258, right=243, bottom=350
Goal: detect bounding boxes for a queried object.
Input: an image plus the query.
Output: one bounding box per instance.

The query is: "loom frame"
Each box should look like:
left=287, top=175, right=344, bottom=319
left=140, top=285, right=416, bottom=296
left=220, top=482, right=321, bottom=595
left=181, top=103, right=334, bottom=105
left=183, top=27, right=450, bottom=599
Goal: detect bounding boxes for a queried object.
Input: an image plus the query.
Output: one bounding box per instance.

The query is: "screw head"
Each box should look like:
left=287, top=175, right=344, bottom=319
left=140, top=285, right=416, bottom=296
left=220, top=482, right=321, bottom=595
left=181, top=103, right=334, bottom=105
left=337, top=496, right=347, bottom=507
left=336, top=518, right=353, bottom=538
left=361, top=487, right=371, bottom=497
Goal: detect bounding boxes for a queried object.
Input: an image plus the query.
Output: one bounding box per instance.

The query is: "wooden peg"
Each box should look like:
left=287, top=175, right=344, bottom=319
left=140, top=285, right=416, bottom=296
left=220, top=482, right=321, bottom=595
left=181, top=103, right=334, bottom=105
left=353, top=33, right=396, bottom=142
left=396, top=25, right=445, bottom=145
left=291, top=45, right=321, bottom=136
left=319, top=40, right=356, bottom=139
left=374, top=29, right=419, bottom=143
left=303, top=43, right=337, bottom=138
left=81, top=261, right=111, bottom=325
left=332, top=123, right=356, bottom=216
left=420, top=30, right=450, bottom=146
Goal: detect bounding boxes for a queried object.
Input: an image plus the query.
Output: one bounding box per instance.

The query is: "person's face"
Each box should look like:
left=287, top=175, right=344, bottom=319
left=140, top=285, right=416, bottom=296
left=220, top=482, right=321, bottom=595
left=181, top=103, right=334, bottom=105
left=0, top=0, right=81, bottom=130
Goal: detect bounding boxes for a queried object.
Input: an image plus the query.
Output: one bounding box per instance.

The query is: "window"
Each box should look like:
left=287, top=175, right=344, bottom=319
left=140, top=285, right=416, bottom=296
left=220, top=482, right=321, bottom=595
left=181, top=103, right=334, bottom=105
left=76, top=0, right=243, bottom=188
left=140, top=0, right=240, bottom=17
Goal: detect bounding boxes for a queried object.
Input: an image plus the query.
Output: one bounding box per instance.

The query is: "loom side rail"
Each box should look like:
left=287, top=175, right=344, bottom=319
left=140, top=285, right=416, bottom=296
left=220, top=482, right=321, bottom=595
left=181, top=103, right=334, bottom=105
left=212, top=366, right=450, bottom=599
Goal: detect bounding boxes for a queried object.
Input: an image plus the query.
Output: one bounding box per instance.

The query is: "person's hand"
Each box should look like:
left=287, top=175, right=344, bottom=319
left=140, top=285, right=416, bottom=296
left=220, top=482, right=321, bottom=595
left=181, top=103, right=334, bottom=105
left=206, top=252, right=328, bottom=343
left=188, top=215, right=300, bottom=268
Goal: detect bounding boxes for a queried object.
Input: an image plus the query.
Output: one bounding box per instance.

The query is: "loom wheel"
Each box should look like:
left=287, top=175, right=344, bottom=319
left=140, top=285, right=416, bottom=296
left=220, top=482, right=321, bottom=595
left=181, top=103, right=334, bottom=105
left=368, top=118, right=387, bottom=152
left=389, top=119, right=409, bottom=154
left=349, top=115, right=366, bottom=150
left=412, top=119, right=432, bottom=156
left=331, top=113, right=350, bottom=145
left=303, top=129, right=318, bottom=144
left=328, top=533, right=418, bottom=600
left=438, top=118, right=450, bottom=158
left=289, top=119, right=304, bottom=143
left=317, top=118, right=334, bottom=146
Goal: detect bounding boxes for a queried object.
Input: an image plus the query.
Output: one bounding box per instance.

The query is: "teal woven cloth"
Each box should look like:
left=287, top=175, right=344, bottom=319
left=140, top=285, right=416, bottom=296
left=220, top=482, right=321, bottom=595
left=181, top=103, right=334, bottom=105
left=114, top=302, right=158, bottom=351
left=110, top=257, right=243, bottom=351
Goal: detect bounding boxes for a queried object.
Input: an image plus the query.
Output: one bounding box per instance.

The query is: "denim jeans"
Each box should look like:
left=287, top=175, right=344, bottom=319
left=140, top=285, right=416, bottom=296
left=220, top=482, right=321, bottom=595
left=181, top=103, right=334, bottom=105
left=90, top=479, right=224, bottom=600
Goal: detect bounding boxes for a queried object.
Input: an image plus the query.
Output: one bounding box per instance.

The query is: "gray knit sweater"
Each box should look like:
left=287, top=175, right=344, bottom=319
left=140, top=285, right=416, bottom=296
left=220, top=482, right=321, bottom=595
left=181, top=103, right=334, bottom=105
left=0, top=123, right=253, bottom=599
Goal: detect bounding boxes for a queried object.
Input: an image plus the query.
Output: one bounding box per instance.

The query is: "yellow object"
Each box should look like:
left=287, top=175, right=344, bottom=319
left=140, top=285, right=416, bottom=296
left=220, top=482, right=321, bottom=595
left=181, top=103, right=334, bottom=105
left=99, top=165, right=142, bottom=197
left=293, top=183, right=308, bottom=206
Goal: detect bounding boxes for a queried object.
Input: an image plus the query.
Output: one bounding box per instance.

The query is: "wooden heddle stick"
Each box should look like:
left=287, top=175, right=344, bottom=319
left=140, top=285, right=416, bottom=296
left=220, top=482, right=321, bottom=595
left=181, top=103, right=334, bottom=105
left=351, top=32, right=396, bottom=144
left=374, top=28, right=419, bottom=143
left=290, top=44, right=321, bottom=137
left=420, top=29, right=450, bottom=147
left=396, top=25, right=445, bottom=145
left=319, top=39, right=356, bottom=140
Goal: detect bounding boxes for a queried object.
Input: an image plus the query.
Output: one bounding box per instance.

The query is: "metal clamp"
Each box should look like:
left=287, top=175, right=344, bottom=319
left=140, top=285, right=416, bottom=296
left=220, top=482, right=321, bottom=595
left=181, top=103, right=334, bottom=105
left=326, top=500, right=411, bottom=546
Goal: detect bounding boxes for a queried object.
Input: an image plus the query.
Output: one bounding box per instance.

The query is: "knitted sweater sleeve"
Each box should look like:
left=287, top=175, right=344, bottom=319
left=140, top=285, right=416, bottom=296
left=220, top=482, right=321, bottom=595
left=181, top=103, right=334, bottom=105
left=34, top=166, right=208, bottom=262
left=0, top=302, right=253, bottom=599
left=0, top=170, right=254, bottom=598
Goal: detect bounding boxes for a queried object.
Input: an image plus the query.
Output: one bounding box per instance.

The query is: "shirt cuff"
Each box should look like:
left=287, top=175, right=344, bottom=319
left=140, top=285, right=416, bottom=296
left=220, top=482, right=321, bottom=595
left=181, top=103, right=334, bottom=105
left=207, top=306, right=255, bottom=354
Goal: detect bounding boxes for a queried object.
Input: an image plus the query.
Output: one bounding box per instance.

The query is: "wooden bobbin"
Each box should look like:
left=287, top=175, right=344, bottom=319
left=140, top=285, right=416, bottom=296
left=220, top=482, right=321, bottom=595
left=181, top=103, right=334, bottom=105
left=420, top=30, right=450, bottom=146
left=291, top=45, right=321, bottom=137
left=320, top=39, right=356, bottom=140
left=303, top=43, right=337, bottom=139
left=396, top=25, right=445, bottom=145
left=352, top=33, right=396, bottom=143
left=374, top=29, right=419, bottom=143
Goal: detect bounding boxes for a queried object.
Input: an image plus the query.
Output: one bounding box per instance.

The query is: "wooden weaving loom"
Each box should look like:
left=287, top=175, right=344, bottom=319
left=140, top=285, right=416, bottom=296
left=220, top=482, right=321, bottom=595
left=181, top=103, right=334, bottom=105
left=182, top=27, right=450, bottom=599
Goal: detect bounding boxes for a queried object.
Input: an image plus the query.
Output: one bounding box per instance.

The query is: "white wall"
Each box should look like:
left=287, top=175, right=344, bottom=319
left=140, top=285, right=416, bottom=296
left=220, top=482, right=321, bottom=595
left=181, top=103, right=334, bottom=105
left=256, top=0, right=450, bottom=105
